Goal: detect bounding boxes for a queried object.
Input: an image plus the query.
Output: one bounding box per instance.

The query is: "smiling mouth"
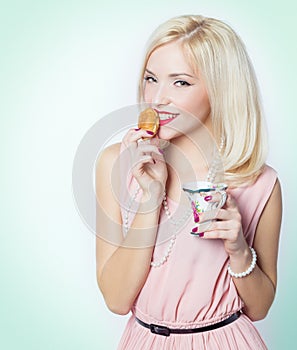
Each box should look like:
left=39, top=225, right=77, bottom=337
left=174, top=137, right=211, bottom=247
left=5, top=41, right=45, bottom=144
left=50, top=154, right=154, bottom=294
left=154, top=110, right=179, bottom=125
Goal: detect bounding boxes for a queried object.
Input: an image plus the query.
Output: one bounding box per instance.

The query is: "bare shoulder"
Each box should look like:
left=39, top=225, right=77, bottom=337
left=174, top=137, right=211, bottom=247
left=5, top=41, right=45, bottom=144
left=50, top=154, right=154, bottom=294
left=257, top=176, right=282, bottom=232
left=95, top=142, right=122, bottom=230
left=254, top=164, right=282, bottom=211
left=265, top=177, right=282, bottom=212
left=273, top=177, right=282, bottom=198
left=95, top=142, right=122, bottom=206
left=95, top=143, right=121, bottom=176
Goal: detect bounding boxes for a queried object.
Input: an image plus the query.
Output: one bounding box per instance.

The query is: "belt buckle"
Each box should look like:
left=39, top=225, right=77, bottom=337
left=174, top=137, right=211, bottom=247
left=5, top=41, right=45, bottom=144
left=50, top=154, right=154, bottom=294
left=149, top=323, right=170, bottom=337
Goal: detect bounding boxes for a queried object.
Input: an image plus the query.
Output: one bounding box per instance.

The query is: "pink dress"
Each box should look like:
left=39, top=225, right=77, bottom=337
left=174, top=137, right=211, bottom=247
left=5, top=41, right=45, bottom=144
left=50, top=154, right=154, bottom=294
left=118, top=165, right=277, bottom=350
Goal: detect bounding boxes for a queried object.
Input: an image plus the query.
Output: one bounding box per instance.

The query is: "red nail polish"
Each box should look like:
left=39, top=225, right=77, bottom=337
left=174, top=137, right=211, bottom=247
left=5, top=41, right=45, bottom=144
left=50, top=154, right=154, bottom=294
left=192, top=209, right=199, bottom=222
left=192, top=227, right=198, bottom=233
left=204, top=195, right=212, bottom=202
left=134, top=128, right=141, bottom=131
left=146, top=130, right=154, bottom=135
left=199, top=232, right=204, bottom=237
left=194, top=214, right=200, bottom=223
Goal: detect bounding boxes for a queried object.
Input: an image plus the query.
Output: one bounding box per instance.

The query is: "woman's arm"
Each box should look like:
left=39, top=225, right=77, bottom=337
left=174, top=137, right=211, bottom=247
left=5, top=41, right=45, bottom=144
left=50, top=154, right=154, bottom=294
left=229, top=179, right=282, bottom=320
left=96, top=131, right=167, bottom=315
left=203, top=179, right=282, bottom=321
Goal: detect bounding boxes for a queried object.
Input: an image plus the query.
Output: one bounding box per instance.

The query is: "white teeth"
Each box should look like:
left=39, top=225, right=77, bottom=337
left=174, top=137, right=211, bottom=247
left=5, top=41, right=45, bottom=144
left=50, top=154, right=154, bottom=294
left=159, top=113, right=177, bottom=121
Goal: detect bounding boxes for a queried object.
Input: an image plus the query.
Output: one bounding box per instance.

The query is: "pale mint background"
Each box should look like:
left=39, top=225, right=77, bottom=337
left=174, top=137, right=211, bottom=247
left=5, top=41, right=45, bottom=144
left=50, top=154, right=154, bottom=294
left=0, top=0, right=296, bottom=349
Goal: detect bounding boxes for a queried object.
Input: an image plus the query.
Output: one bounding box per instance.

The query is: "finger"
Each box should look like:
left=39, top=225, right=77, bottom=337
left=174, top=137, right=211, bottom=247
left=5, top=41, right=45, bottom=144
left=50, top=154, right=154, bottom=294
left=207, top=208, right=231, bottom=221
left=150, top=153, right=166, bottom=164
left=201, top=220, right=241, bottom=241
left=133, top=129, right=156, bottom=141
left=191, top=222, right=231, bottom=239
left=131, top=146, right=165, bottom=174
left=206, top=219, right=237, bottom=231
left=137, top=144, right=164, bottom=156
left=202, top=230, right=230, bottom=240
left=203, top=192, right=223, bottom=203
left=132, top=155, right=155, bottom=170
left=122, top=128, right=139, bottom=142
left=131, top=153, right=162, bottom=171
left=132, top=158, right=154, bottom=179
left=203, top=191, right=227, bottom=209
left=224, top=194, right=237, bottom=209
left=122, top=128, right=155, bottom=146
left=148, top=138, right=170, bottom=149
left=195, top=221, right=213, bottom=233
left=122, top=129, right=138, bottom=150
left=212, top=204, right=242, bottom=224
left=198, top=208, right=221, bottom=222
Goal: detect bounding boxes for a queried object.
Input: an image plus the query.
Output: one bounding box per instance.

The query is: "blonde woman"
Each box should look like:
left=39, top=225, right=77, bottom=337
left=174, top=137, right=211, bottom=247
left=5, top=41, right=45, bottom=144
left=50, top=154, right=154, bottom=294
left=96, top=15, right=282, bottom=349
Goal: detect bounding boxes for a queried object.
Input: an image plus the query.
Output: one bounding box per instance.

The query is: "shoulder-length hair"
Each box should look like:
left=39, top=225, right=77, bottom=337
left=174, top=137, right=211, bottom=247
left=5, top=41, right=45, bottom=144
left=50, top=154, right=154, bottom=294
left=138, top=15, right=268, bottom=186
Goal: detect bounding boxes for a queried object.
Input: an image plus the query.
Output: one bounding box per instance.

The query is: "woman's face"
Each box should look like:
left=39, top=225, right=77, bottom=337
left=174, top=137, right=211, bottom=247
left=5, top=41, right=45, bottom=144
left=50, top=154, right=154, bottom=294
left=143, top=41, right=211, bottom=140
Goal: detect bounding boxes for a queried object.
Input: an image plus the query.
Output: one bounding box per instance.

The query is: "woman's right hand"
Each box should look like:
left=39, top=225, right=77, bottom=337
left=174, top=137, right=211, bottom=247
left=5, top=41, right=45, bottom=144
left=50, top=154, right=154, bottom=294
left=122, top=128, right=168, bottom=198
left=96, top=135, right=167, bottom=314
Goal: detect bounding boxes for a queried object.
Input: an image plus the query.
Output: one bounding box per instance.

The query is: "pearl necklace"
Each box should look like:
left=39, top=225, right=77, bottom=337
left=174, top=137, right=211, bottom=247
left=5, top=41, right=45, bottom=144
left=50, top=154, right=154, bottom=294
left=151, top=193, right=192, bottom=267
left=206, top=137, right=224, bottom=183
left=123, top=137, right=224, bottom=268
left=150, top=194, right=177, bottom=268
left=123, top=188, right=191, bottom=268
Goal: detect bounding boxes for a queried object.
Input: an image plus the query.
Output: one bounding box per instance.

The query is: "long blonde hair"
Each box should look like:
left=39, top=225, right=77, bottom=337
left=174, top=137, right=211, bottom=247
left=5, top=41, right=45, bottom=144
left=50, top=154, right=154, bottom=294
left=138, top=15, right=268, bottom=186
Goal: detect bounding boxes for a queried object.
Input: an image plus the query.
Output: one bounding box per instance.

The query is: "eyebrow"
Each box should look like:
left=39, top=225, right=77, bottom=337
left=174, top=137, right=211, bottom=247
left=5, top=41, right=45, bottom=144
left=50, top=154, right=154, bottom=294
left=145, top=68, right=195, bottom=79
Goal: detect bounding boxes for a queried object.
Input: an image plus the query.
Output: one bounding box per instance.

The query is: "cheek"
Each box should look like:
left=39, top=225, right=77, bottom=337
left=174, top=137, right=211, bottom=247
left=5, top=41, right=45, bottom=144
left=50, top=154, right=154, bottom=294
left=143, top=85, right=154, bottom=103
left=143, top=94, right=151, bottom=105
left=188, top=95, right=210, bottom=116
left=143, top=90, right=150, bottom=103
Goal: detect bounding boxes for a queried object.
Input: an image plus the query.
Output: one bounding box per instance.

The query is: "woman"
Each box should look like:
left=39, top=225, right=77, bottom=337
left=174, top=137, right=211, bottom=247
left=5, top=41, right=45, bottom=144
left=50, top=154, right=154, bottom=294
left=95, top=15, right=282, bottom=349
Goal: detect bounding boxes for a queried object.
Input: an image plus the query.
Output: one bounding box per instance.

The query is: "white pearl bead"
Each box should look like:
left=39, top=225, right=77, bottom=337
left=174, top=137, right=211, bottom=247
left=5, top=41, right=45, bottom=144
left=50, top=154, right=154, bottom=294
left=124, top=159, right=218, bottom=268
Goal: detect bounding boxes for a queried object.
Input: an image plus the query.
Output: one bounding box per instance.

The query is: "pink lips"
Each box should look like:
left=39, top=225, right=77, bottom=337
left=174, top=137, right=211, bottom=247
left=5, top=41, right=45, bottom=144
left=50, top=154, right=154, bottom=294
left=160, top=118, right=176, bottom=126
left=154, top=109, right=179, bottom=126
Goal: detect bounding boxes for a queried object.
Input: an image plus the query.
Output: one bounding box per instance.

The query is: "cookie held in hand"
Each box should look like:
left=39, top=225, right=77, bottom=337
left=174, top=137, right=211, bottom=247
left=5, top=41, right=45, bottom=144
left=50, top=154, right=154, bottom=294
left=138, top=108, right=160, bottom=136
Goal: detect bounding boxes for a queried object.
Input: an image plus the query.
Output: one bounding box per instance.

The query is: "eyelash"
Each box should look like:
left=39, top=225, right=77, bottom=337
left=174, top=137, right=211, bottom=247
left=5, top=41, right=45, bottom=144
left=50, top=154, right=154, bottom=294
left=174, top=80, right=191, bottom=87
left=143, top=76, right=192, bottom=87
left=144, top=76, right=157, bottom=83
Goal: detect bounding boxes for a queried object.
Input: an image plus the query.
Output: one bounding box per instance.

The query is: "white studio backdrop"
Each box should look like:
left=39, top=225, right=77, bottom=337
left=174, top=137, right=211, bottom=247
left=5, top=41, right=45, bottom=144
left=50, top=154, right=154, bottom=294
left=0, top=1, right=296, bottom=349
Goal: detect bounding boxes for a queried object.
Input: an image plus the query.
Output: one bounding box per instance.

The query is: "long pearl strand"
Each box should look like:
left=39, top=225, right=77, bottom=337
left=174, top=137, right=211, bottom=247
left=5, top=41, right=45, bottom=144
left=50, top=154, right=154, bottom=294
left=123, top=189, right=191, bottom=268
left=123, top=187, right=141, bottom=235
left=206, top=137, right=224, bottom=183
left=123, top=137, right=224, bottom=268
left=150, top=192, right=187, bottom=268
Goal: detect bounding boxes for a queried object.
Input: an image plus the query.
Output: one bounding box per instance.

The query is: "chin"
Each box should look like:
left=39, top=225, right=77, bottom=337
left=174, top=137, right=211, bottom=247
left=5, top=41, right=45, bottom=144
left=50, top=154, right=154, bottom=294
left=158, top=128, right=182, bottom=141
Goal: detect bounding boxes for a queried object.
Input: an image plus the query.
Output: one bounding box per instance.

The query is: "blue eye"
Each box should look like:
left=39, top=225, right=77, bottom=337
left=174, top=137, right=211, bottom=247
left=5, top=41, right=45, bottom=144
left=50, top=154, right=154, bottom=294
left=144, top=76, right=157, bottom=83
left=175, top=80, right=191, bottom=87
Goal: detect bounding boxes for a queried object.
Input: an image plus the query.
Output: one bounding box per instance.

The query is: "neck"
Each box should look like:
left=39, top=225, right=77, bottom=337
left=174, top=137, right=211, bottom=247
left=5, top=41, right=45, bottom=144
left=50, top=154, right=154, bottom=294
left=169, top=128, right=216, bottom=181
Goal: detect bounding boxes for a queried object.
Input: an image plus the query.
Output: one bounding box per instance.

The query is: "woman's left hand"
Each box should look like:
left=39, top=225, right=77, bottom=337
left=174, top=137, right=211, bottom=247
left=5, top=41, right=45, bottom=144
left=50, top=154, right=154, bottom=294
left=201, top=194, right=249, bottom=256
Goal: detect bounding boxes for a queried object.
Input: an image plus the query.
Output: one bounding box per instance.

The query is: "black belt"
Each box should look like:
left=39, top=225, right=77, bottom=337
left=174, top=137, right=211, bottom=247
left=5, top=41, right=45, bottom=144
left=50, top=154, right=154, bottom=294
left=135, top=311, right=241, bottom=337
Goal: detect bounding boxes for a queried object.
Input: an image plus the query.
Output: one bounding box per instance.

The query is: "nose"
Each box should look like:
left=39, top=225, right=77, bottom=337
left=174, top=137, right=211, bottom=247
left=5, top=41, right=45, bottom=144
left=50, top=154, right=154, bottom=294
left=152, top=84, right=171, bottom=106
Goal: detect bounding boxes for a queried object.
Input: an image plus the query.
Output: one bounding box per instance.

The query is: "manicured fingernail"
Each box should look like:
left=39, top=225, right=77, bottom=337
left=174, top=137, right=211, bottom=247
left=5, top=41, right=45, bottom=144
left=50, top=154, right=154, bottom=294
left=192, top=208, right=200, bottom=222
left=199, top=232, right=204, bottom=237
left=146, top=130, right=154, bottom=135
left=192, top=227, right=198, bottom=233
left=204, top=195, right=212, bottom=202
left=158, top=148, right=164, bottom=154
left=194, top=213, right=200, bottom=223
left=134, top=128, right=141, bottom=131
